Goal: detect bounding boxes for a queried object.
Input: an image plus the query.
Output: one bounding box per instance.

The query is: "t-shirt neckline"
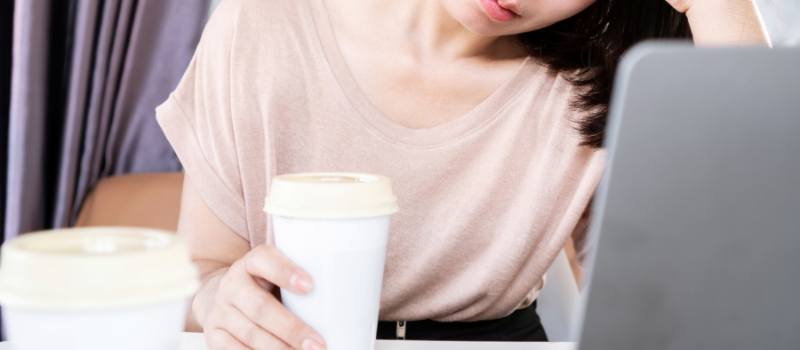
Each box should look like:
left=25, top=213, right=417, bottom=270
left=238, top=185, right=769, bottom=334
left=307, top=0, right=541, bottom=148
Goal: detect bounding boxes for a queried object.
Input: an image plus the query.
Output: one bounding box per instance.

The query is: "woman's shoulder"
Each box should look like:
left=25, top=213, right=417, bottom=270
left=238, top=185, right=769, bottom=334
left=212, top=0, right=305, bottom=18
left=207, top=0, right=313, bottom=40
left=524, top=58, right=586, bottom=104
left=198, top=0, right=322, bottom=74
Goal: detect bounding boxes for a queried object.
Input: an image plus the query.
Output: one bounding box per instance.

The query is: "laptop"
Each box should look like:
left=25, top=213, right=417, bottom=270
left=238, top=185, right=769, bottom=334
left=576, top=43, right=800, bottom=350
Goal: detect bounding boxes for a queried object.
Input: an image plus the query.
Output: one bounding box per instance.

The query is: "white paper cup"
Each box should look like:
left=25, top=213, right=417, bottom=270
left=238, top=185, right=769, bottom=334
left=0, top=227, right=200, bottom=350
left=264, top=173, right=399, bottom=350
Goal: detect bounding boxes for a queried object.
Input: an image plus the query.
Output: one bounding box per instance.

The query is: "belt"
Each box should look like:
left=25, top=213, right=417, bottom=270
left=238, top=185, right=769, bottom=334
left=375, top=300, right=547, bottom=341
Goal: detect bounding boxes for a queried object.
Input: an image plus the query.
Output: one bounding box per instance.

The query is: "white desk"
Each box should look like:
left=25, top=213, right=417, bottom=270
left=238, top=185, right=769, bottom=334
left=0, top=332, right=577, bottom=350
left=179, top=333, right=577, bottom=350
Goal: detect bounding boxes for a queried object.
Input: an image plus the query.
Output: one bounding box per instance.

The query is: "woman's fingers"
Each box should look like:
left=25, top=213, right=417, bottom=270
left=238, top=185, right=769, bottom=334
left=205, top=328, right=252, bottom=350
left=221, top=305, right=293, bottom=350
left=205, top=248, right=324, bottom=350
left=232, top=277, right=325, bottom=350
left=246, top=245, right=313, bottom=295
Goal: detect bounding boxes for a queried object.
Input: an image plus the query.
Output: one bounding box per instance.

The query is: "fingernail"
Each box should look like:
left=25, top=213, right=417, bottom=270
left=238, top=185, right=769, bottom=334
left=290, top=273, right=313, bottom=294
left=302, top=338, right=325, bottom=350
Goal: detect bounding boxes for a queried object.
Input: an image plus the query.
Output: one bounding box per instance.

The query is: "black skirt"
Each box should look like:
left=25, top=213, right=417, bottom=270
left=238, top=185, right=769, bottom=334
left=376, top=301, right=548, bottom=341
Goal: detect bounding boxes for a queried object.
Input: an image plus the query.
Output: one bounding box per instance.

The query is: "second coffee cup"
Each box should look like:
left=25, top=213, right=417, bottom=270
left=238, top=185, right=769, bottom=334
left=263, top=173, right=399, bottom=350
left=0, top=227, right=199, bottom=350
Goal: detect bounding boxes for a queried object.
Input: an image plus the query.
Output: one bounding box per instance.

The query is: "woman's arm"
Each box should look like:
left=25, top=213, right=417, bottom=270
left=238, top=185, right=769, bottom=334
left=177, top=175, right=325, bottom=350
left=176, top=174, right=251, bottom=331
left=667, top=0, right=770, bottom=46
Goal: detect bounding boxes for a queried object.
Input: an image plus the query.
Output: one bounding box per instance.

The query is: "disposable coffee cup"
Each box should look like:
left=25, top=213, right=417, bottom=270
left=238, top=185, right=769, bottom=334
left=0, top=227, right=200, bottom=350
left=263, top=173, right=399, bottom=350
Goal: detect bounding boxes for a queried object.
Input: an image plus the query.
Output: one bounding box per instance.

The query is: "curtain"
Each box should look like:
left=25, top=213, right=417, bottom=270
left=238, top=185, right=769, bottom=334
left=6, top=0, right=59, bottom=241
left=6, top=0, right=208, bottom=241
left=0, top=0, right=15, bottom=243
left=0, top=0, right=15, bottom=336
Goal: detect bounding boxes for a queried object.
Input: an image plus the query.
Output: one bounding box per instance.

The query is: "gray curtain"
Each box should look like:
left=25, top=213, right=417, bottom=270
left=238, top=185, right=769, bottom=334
left=6, top=0, right=208, bottom=240
left=0, top=0, right=15, bottom=247
left=6, top=0, right=53, bottom=241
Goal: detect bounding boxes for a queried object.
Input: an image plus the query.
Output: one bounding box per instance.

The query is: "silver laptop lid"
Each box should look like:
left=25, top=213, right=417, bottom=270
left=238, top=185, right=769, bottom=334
left=577, top=43, right=800, bottom=350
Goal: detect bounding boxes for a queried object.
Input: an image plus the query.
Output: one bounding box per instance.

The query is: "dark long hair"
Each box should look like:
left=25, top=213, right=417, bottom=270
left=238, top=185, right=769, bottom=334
left=518, top=0, right=692, bottom=148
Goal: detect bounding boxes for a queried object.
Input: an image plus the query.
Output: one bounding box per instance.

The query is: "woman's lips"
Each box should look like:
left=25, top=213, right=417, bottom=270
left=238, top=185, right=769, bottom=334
left=479, top=0, right=518, bottom=22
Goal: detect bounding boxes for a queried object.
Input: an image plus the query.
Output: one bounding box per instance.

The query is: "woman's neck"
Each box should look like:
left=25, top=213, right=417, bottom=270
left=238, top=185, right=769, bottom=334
left=324, top=0, right=524, bottom=61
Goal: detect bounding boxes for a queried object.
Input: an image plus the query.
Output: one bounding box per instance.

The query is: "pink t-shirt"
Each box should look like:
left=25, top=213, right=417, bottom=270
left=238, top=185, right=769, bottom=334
left=156, top=0, right=605, bottom=322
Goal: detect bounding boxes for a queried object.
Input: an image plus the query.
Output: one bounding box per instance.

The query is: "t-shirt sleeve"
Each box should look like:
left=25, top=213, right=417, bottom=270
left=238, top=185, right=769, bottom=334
left=156, top=1, right=249, bottom=241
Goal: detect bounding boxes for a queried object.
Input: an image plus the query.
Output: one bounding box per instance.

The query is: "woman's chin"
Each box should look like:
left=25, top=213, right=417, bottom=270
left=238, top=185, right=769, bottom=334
left=447, top=5, right=536, bottom=37
left=455, top=13, right=518, bottom=36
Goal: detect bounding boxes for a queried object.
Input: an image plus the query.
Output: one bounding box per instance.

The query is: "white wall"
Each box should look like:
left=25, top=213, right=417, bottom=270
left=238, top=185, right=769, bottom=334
left=756, top=0, right=800, bottom=46
left=207, top=0, right=224, bottom=23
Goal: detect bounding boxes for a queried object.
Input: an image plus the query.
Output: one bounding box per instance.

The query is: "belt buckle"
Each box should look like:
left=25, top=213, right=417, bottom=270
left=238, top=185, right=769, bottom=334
left=396, top=321, right=406, bottom=340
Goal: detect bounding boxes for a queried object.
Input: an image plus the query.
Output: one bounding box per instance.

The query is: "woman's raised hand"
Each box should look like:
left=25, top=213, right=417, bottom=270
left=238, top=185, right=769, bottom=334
left=662, top=0, right=770, bottom=46
left=202, top=245, right=326, bottom=350
left=663, top=0, right=697, bottom=13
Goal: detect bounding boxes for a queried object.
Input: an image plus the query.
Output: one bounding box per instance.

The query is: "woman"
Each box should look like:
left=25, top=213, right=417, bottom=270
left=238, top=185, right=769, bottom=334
left=156, top=0, right=768, bottom=348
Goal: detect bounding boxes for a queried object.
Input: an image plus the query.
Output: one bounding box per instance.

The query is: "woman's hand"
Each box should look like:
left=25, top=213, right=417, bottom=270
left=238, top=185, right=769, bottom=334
left=201, top=246, right=326, bottom=350
left=663, top=0, right=700, bottom=13
left=664, top=0, right=770, bottom=46
left=176, top=175, right=326, bottom=350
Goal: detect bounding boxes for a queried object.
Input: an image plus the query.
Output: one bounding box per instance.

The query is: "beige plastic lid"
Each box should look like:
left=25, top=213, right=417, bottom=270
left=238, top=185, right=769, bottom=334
left=0, top=227, right=200, bottom=312
left=263, top=173, right=399, bottom=219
